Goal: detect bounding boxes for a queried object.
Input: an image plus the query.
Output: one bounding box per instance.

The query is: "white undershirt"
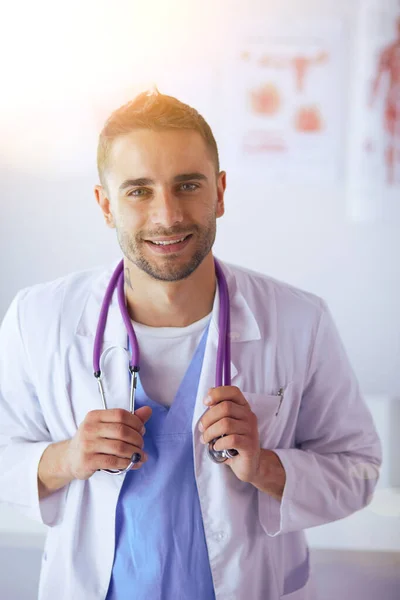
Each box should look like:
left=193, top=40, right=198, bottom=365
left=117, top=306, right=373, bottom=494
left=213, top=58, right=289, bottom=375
left=130, top=310, right=213, bottom=408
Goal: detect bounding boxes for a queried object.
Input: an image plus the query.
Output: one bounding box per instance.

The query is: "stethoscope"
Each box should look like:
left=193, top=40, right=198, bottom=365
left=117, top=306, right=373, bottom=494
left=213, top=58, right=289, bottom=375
left=93, top=257, right=238, bottom=475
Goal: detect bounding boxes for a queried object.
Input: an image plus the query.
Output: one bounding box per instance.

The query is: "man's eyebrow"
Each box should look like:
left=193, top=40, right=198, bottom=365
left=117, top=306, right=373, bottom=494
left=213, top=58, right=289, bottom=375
left=119, top=172, right=208, bottom=191
left=173, top=172, right=208, bottom=183
left=119, top=177, right=154, bottom=190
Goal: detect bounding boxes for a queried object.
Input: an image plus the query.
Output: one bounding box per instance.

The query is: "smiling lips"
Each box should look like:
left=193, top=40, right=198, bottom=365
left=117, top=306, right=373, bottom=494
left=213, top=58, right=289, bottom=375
left=147, top=234, right=190, bottom=246
left=144, top=234, right=193, bottom=254
left=146, top=233, right=192, bottom=245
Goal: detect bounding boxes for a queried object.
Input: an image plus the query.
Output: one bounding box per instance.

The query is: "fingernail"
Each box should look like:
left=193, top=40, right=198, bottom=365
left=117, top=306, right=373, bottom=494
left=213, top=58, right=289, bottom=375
left=204, top=396, right=211, bottom=405
left=141, top=426, right=146, bottom=435
left=198, top=421, right=204, bottom=432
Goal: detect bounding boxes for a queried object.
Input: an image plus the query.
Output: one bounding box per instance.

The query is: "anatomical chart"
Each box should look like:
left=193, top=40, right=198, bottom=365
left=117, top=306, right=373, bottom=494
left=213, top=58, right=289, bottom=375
left=219, top=20, right=345, bottom=182
left=347, top=0, right=400, bottom=221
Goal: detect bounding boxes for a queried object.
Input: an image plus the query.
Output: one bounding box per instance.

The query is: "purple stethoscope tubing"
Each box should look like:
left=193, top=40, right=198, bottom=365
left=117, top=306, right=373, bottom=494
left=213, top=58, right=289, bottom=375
left=93, top=257, right=238, bottom=474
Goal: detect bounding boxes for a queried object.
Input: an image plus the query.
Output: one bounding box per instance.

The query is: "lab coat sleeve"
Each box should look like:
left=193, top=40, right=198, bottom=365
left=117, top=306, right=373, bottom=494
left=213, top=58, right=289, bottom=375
left=258, top=298, right=383, bottom=536
left=0, top=290, right=68, bottom=527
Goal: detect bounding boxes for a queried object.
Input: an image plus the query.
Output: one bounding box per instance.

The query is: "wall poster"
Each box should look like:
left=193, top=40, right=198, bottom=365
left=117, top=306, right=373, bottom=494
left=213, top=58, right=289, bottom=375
left=347, top=0, right=400, bottom=221
left=219, top=18, right=346, bottom=184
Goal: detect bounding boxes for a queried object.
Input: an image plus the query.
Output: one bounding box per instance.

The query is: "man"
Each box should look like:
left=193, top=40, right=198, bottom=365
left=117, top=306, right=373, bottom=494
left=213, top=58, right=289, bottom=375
left=0, top=90, right=382, bottom=599
left=370, top=15, right=400, bottom=185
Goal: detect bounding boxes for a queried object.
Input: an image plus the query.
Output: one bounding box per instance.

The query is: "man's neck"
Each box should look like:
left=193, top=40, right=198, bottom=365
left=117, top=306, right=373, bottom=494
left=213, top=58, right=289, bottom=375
left=123, top=254, right=217, bottom=328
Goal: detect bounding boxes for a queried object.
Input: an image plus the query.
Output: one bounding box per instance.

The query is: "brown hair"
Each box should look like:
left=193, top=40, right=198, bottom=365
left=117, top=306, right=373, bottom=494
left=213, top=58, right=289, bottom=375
left=97, top=88, right=220, bottom=189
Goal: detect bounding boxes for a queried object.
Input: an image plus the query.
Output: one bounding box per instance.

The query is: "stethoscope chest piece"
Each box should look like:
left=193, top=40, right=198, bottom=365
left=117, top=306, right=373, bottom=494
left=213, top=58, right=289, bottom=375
left=207, top=436, right=239, bottom=462
left=208, top=440, right=229, bottom=463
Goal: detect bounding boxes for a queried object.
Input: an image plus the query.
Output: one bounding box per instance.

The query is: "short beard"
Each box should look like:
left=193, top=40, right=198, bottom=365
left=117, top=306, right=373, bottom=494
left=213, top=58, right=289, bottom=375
left=116, top=215, right=216, bottom=282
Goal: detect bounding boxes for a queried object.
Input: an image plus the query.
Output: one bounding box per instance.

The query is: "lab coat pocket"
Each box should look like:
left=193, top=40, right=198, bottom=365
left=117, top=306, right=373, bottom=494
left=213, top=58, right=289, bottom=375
left=244, top=382, right=294, bottom=448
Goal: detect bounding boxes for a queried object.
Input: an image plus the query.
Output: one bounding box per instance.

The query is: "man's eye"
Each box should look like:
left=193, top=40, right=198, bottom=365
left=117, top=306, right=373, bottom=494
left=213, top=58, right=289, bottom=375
left=128, top=189, right=148, bottom=197
left=180, top=183, right=199, bottom=191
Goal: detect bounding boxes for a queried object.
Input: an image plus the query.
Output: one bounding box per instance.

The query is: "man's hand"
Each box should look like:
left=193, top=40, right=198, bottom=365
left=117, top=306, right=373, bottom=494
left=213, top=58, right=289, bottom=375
left=198, top=386, right=262, bottom=483
left=37, top=406, right=153, bottom=500
left=66, top=406, right=153, bottom=480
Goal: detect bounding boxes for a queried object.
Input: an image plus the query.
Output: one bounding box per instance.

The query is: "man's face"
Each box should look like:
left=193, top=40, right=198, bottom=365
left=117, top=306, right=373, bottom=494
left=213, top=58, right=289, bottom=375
left=97, top=128, right=225, bottom=282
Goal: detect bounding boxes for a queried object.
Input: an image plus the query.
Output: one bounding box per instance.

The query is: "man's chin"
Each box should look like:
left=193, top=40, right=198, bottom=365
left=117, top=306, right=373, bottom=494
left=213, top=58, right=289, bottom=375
left=137, top=250, right=204, bottom=282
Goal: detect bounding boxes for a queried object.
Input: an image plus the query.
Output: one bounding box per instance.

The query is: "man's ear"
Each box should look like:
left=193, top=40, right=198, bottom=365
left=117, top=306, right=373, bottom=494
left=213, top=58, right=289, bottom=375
left=94, top=185, right=116, bottom=229
left=216, top=171, right=226, bottom=219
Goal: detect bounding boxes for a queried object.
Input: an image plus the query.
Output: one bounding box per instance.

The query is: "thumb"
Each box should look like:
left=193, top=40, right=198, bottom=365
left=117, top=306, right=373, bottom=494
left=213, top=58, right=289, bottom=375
left=134, top=405, right=153, bottom=425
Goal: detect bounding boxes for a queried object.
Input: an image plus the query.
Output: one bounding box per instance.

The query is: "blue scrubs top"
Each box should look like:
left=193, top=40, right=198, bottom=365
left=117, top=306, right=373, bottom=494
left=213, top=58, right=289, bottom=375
left=106, top=324, right=216, bottom=600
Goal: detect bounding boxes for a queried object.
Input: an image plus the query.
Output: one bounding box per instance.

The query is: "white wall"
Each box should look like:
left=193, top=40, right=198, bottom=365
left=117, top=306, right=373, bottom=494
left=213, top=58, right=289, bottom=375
left=0, top=0, right=399, bottom=554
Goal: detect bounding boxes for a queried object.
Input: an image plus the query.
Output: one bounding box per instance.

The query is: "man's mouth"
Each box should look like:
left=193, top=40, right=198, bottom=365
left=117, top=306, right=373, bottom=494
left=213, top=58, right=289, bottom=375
left=144, top=234, right=193, bottom=254
left=145, top=234, right=192, bottom=246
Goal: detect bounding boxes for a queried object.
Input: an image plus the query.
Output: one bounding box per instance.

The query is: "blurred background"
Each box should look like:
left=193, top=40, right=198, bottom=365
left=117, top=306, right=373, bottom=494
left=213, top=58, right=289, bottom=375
left=0, top=0, right=399, bottom=598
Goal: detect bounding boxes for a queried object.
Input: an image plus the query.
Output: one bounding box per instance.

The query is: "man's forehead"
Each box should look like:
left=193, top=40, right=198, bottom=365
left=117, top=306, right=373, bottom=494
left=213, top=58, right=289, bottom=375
left=112, top=128, right=207, bottom=156
left=108, top=129, right=213, bottom=179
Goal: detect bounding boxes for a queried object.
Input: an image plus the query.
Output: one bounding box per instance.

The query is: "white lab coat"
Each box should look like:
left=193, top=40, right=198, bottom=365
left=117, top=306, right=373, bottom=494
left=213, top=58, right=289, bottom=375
left=0, top=258, right=382, bottom=600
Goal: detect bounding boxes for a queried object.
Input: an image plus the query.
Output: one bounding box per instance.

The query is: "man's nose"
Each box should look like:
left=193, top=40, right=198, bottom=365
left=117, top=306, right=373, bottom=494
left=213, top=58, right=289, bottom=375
left=149, top=189, right=184, bottom=226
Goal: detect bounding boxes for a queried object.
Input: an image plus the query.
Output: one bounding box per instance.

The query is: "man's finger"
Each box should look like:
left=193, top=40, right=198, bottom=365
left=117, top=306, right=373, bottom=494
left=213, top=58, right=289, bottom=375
left=89, top=409, right=145, bottom=432
left=204, top=386, right=248, bottom=408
